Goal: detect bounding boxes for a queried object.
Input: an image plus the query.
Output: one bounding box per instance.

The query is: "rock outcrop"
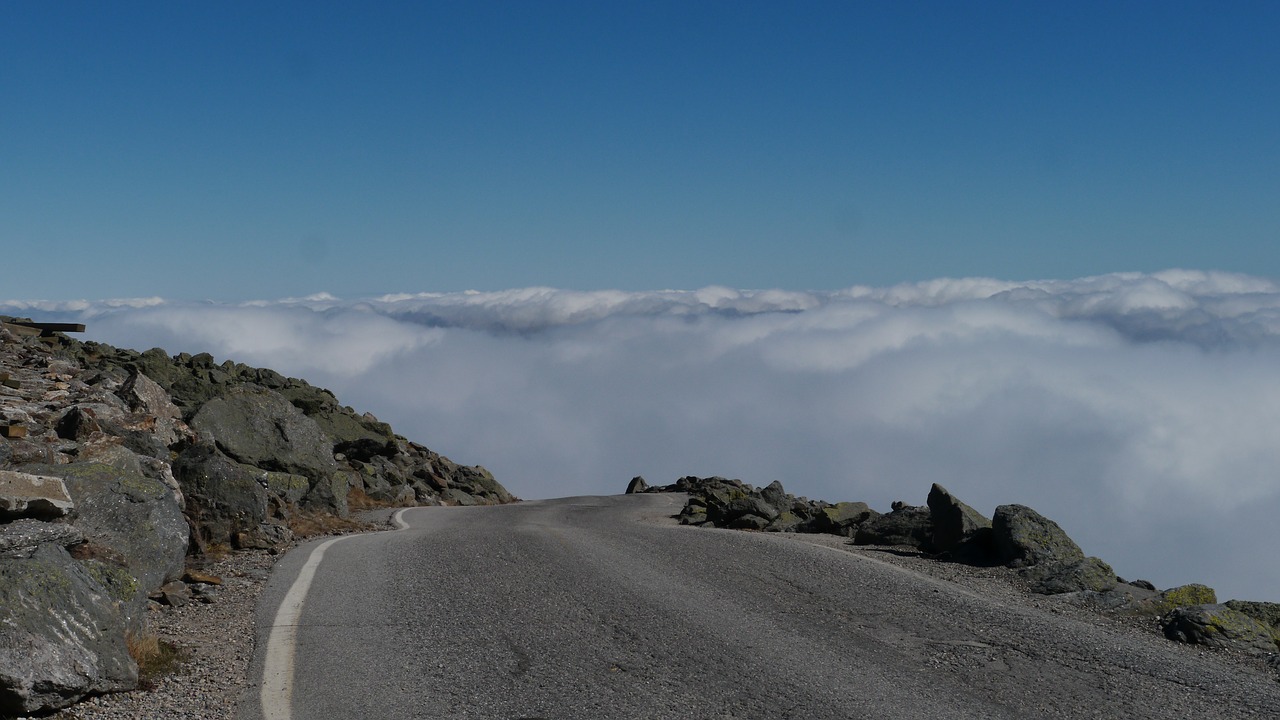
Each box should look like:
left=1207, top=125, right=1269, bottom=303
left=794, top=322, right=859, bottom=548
left=639, top=474, right=1279, bottom=658
left=0, top=317, right=516, bottom=713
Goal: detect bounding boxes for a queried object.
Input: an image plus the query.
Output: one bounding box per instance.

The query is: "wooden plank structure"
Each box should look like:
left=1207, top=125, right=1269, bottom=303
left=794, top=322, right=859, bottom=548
left=6, top=321, right=86, bottom=336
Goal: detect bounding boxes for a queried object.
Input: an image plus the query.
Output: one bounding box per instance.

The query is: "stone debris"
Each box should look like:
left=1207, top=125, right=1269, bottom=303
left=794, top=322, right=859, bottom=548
left=645, top=474, right=1280, bottom=659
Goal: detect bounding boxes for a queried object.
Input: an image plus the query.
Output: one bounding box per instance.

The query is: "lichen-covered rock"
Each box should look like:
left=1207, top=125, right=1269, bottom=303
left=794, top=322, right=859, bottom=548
left=991, top=504, right=1085, bottom=568
left=172, top=445, right=271, bottom=550
left=1022, top=556, right=1118, bottom=595
left=0, top=544, right=137, bottom=715
left=118, top=370, right=188, bottom=447
left=853, top=504, right=933, bottom=549
left=189, top=385, right=338, bottom=482
left=0, top=519, right=84, bottom=559
left=1224, top=600, right=1280, bottom=635
left=926, top=483, right=992, bottom=554
left=811, top=501, right=880, bottom=535
left=23, top=462, right=187, bottom=622
left=1139, top=583, right=1219, bottom=616
left=1161, top=604, right=1279, bottom=654
left=759, top=480, right=788, bottom=513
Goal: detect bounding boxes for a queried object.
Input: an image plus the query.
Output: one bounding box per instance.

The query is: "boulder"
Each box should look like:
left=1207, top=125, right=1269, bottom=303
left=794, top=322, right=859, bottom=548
left=25, top=462, right=187, bottom=621
left=189, top=385, right=337, bottom=480
left=811, top=502, right=879, bottom=535
left=625, top=476, right=649, bottom=494
left=54, top=406, right=102, bottom=441
left=759, top=480, right=788, bottom=513
left=0, top=544, right=137, bottom=715
left=0, top=470, right=74, bottom=520
left=1224, top=600, right=1280, bottom=633
left=926, top=483, right=992, bottom=554
left=0, top=519, right=84, bottom=559
left=1022, top=556, right=1118, bottom=595
left=991, top=504, right=1085, bottom=568
left=854, top=505, right=933, bottom=549
left=1136, top=583, right=1219, bottom=616
left=171, top=445, right=270, bottom=550
left=1161, top=604, right=1279, bottom=654
left=118, top=371, right=187, bottom=447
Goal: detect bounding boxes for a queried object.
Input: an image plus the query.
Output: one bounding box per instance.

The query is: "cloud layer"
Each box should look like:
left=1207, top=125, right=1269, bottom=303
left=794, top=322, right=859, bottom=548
left=8, top=269, right=1280, bottom=601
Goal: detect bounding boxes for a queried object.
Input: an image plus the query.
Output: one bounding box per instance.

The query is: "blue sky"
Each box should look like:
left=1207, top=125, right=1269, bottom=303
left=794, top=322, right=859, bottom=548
left=3, top=1, right=1278, bottom=300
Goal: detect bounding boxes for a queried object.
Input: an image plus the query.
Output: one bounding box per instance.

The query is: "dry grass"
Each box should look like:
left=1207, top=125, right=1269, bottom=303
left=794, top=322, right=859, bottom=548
left=286, top=507, right=378, bottom=538
left=125, top=629, right=187, bottom=690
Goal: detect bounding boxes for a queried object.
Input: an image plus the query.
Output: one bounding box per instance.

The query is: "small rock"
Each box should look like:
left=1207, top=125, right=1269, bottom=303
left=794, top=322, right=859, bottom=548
left=0, top=470, right=75, bottom=520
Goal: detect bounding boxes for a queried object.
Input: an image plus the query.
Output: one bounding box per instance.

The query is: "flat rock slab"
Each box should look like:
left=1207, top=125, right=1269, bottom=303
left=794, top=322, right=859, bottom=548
left=0, top=470, right=74, bottom=519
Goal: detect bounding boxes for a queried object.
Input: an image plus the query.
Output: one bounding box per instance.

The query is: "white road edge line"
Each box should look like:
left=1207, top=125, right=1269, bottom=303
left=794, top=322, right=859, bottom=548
left=260, top=507, right=415, bottom=720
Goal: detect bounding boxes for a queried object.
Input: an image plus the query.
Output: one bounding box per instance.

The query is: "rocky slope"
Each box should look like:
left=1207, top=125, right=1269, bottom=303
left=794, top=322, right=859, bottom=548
left=0, top=318, right=515, bottom=716
left=630, top=475, right=1280, bottom=663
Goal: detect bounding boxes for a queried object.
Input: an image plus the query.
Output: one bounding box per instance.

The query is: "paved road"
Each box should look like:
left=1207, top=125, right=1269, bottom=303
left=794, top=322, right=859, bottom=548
left=241, top=494, right=1280, bottom=719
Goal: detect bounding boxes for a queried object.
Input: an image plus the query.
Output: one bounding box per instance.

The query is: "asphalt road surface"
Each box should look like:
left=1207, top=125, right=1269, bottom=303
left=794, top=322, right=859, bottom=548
left=240, top=494, right=1280, bottom=719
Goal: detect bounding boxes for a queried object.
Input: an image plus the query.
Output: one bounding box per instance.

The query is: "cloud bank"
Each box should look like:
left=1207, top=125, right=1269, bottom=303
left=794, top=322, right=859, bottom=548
left=7, top=269, right=1280, bottom=601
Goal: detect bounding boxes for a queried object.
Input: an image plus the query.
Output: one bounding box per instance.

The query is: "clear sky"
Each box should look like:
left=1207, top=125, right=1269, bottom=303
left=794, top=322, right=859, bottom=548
left=3, top=1, right=1278, bottom=301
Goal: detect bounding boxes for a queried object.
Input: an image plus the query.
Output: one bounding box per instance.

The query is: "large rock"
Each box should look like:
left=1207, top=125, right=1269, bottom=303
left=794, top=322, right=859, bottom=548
left=1161, top=604, right=1279, bottom=654
left=625, top=476, right=649, bottom=494
left=1224, top=600, right=1280, bottom=633
left=0, top=519, right=84, bottom=559
left=189, top=385, right=338, bottom=482
left=926, top=483, right=992, bottom=554
left=1021, top=556, right=1118, bottom=595
left=0, top=470, right=74, bottom=520
left=854, top=504, right=933, bottom=549
left=172, top=444, right=270, bottom=550
left=24, top=462, right=187, bottom=621
left=118, top=370, right=188, bottom=447
left=811, top=502, right=880, bottom=535
left=991, top=504, right=1085, bottom=568
left=0, top=544, right=137, bottom=715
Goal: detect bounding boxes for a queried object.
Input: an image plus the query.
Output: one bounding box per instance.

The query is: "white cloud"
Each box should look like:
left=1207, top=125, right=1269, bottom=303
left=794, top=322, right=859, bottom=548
left=6, top=270, right=1280, bottom=601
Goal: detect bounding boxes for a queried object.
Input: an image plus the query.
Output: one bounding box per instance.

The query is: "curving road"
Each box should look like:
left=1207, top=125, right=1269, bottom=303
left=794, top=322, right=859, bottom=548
left=239, top=494, right=1280, bottom=719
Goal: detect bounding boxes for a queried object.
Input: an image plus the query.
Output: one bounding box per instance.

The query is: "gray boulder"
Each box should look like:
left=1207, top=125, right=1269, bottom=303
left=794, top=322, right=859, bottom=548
left=0, top=544, right=137, bottom=715
left=0, top=519, right=84, bottom=559
left=1224, top=600, right=1280, bottom=634
left=1161, top=604, right=1279, bottom=654
left=811, top=502, right=880, bottom=535
left=991, top=504, right=1085, bottom=568
left=25, top=462, right=187, bottom=621
left=1022, top=556, right=1118, bottom=594
left=926, top=483, right=992, bottom=554
left=0, top=470, right=74, bottom=520
left=759, top=480, right=788, bottom=513
left=172, top=445, right=270, bottom=550
left=854, top=505, right=933, bottom=548
left=189, top=385, right=338, bottom=481
left=625, top=476, right=649, bottom=494
left=118, top=370, right=188, bottom=447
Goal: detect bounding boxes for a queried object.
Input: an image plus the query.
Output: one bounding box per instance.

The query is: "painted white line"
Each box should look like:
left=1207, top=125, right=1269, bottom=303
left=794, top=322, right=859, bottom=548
left=259, top=508, right=418, bottom=720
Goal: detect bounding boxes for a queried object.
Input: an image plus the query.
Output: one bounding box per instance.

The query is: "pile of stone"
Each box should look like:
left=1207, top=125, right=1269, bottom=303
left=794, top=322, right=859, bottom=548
left=630, top=475, right=1280, bottom=659
left=0, top=318, right=515, bottom=715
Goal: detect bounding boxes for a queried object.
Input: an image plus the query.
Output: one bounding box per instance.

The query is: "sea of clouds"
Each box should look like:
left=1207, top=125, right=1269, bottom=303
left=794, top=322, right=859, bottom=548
left=6, top=269, right=1280, bottom=601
